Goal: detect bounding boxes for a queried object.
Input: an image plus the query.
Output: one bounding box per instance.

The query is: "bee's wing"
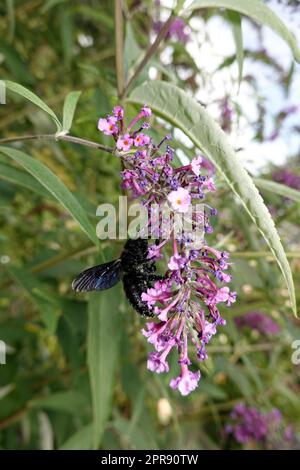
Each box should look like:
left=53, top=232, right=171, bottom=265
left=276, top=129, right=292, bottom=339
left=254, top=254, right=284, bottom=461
left=72, top=259, right=122, bottom=292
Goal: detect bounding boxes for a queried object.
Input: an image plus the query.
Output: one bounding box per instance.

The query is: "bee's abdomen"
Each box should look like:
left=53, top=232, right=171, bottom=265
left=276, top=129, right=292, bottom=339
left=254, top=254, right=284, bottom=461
left=122, top=274, right=154, bottom=317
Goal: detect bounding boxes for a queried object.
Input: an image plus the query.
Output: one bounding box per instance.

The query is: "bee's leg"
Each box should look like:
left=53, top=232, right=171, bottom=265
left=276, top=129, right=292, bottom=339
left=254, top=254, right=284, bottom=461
left=136, top=262, right=157, bottom=275
left=143, top=261, right=159, bottom=273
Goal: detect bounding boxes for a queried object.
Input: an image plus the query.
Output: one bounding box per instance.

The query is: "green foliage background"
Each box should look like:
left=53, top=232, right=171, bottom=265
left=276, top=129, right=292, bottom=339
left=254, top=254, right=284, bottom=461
left=0, top=0, right=300, bottom=450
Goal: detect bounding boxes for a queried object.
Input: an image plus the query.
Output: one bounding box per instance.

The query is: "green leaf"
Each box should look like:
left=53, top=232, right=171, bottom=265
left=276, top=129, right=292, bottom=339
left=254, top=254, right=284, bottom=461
left=0, top=40, right=34, bottom=84
left=72, top=5, right=114, bottom=30
left=124, top=23, right=142, bottom=81
left=0, top=156, right=97, bottom=214
left=274, top=382, right=300, bottom=407
left=128, top=81, right=296, bottom=315
left=0, top=146, right=98, bottom=245
left=30, top=391, right=86, bottom=414
left=112, top=417, right=158, bottom=450
left=175, top=0, right=186, bottom=15
left=227, top=11, right=243, bottom=88
left=59, top=424, right=93, bottom=450
left=6, top=265, right=60, bottom=333
left=62, top=91, right=82, bottom=133
left=232, top=207, right=275, bottom=290
left=4, top=80, right=61, bottom=130
left=283, top=61, right=295, bottom=97
left=199, top=380, right=228, bottom=400
left=88, top=286, right=122, bottom=449
left=40, top=0, right=68, bottom=14
left=59, top=8, right=74, bottom=65
left=187, top=0, right=300, bottom=63
left=0, top=160, right=52, bottom=199
left=217, top=358, right=253, bottom=400
left=5, top=0, right=16, bottom=41
left=240, top=354, right=265, bottom=397
left=254, top=178, right=300, bottom=203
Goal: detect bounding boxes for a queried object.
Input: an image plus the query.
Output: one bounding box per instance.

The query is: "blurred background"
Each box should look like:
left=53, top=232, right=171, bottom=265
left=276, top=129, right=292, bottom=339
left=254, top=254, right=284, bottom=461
left=0, top=0, right=300, bottom=450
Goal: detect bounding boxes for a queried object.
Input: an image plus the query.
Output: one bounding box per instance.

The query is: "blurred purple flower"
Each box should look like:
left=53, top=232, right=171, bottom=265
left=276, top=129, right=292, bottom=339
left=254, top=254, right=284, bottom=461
left=220, top=96, right=233, bottom=133
left=272, top=169, right=300, bottom=190
left=153, top=17, right=190, bottom=44
left=225, top=404, right=281, bottom=444
left=225, top=403, right=299, bottom=449
left=267, top=105, right=298, bottom=141
left=234, top=311, right=280, bottom=336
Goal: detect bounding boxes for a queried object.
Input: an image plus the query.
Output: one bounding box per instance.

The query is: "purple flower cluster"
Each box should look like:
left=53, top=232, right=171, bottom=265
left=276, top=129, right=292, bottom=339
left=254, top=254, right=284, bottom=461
left=98, top=105, right=151, bottom=152
left=272, top=169, right=300, bottom=191
left=141, top=241, right=236, bottom=396
left=98, top=106, right=236, bottom=396
left=225, top=403, right=298, bottom=449
left=234, top=311, right=280, bottom=336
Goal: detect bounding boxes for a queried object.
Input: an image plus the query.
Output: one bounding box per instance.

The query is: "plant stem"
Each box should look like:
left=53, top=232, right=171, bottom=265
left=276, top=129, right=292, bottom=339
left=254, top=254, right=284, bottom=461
left=115, top=0, right=125, bottom=100
left=231, top=251, right=300, bottom=259
left=59, top=134, right=114, bottom=152
left=208, top=342, right=275, bottom=354
left=30, top=244, right=97, bottom=274
left=0, top=405, right=29, bottom=431
left=120, top=12, right=174, bottom=99
left=0, top=133, right=115, bottom=154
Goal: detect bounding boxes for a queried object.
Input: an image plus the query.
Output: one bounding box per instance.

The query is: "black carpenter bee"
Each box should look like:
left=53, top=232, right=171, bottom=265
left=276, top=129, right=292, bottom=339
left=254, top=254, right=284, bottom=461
left=72, top=238, right=163, bottom=317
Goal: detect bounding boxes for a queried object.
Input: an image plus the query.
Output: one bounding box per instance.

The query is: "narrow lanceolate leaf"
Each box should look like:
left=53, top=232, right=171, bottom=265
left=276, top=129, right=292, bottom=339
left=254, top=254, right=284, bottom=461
left=124, top=23, right=142, bottom=80
left=40, top=0, right=68, bottom=14
left=254, top=178, right=300, bottom=204
left=187, top=0, right=300, bottom=63
left=30, top=391, right=86, bottom=414
left=0, top=146, right=98, bottom=245
left=128, top=81, right=296, bottom=315
left=59, top=9, right=74, bottom=66
left=227, top=11, right=243, bottom=88
left=0, top=155, right=97, bottom=213
left=59, top=424, right=93, bottom=450
left=6, top=265, right=60, bottom=333
left=88, top=287, right=122, bottom=449
left=62, top=91, right=82, bottom=133
left=4, top=80, right=62, bottom=130
left=0, top=160, right=52, bottom=199
left=6, top=0, right=16, bottom=41
left=0, top=41, right=34, bottom=84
